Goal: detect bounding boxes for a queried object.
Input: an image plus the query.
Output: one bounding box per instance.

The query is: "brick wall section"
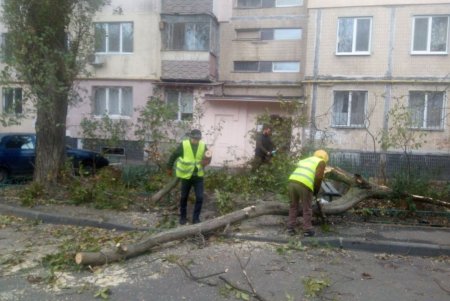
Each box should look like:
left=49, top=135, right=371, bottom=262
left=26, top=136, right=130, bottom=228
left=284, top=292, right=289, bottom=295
left=162, top=0, right=213, bottom=14
left=162, top=60, right=213, bottom=81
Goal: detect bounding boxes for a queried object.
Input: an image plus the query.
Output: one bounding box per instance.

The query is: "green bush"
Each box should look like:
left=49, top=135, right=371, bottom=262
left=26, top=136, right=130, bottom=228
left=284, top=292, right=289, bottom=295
left=68, top=167, right=130, bottom=210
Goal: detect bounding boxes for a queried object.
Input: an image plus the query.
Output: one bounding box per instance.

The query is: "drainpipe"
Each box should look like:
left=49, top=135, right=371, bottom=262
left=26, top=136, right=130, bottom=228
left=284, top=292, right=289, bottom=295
left=309, top=9, right=322, bottom=147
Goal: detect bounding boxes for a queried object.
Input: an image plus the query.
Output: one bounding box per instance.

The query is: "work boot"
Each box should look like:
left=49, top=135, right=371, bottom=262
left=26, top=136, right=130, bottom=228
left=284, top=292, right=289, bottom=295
left=303, top=230, right=315, bottom=237
left=192, top=218, right=201, bottom=224
left=286, top=228, right=297, bottom=236
left=179, top=217, right=187, bottom=225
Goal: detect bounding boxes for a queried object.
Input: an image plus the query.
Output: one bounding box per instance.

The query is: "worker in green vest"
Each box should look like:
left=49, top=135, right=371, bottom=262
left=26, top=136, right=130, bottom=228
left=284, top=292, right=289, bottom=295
left=287, top=149, right=329, bottom=237
left=167, top=129, right=209, bottom=225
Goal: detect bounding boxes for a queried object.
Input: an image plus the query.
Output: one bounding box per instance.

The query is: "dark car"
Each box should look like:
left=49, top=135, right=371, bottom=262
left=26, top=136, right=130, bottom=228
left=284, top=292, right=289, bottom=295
left=0, top=133, right=109, bottom=183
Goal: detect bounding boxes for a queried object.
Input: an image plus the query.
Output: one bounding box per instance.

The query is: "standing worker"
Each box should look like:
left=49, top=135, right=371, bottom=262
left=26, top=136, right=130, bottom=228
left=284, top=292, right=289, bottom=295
left=167, top=129, right=211, bottom=225
left=287, top=150, right=329, bottom=237
left=253, top=124, right=275, bottom=169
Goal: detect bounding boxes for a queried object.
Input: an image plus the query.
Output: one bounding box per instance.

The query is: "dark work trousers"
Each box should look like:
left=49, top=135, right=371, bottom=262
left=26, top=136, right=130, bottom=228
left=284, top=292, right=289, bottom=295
left=288, top=181, right=313, bottom=231
left=180, top=175, right=204, bottom=223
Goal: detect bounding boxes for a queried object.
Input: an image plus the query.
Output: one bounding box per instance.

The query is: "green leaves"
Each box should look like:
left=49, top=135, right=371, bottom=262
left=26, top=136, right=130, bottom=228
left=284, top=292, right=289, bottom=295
left=302, top=275, right=330, bottom=297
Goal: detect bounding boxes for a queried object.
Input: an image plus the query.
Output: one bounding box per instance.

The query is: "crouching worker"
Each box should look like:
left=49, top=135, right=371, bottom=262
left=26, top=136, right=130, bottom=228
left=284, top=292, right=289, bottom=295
left=287, top=150, right=328, bottom=237
left=167, top=129, right=210, bottom=225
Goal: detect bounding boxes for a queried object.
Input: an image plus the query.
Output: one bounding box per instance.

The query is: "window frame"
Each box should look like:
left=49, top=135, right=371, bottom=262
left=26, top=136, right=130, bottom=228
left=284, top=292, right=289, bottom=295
left=236, top=0, right=302, bottom=9
left=272, top=61, right=300, bottom=72
left=94, top=22, right=134, bottom=54
left=261, top=28, right=302, bottom=40
left=166, top=90, right=194, bottom=121
left=233, top=61, right=300, bottom=73
left=336, top=17, right=372, bottom=55
left=2, top=87, right=23, bottom=115
left=332, top=90, right=368, bottom=128
left=93, top=86, right=133, bottom=119
left=162, top=15, right=212, bottom=51
left=408, top=91, right=445, bottom=130
left=275, top=0, right=302, bottom=8
left=411, top=15, right=449, bottom=55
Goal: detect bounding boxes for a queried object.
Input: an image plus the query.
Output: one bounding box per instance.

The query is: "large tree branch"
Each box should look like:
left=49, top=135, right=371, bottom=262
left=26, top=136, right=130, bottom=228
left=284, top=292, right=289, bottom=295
left=75, top=167, right=450, bottom=266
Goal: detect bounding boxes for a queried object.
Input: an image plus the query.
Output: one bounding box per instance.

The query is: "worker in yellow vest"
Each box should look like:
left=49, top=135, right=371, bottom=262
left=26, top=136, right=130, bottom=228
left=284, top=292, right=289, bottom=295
left=167, top=129, right=210, bottom=225
left=287, top=150, right=329, bottom=237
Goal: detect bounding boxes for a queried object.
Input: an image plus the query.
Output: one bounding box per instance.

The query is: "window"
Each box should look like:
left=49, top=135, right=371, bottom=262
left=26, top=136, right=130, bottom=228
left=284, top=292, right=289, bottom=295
left=276, top=0, right=302, bottom=7
left=236, top=0, right=302, bottom=8
left=409, top=91, right=444, bottom=129
left=237, top=0, right=262, bottom=8
left=166, top=90, right=193, bottom=121
left=162, top=15, right=211, bottom=51
left=95, top=22, right=133, bottom=53
left=236, top=29, right=260, bottom=40
left=261, top=28, right=302, bottom=40
left=0, top=33, right=12, bottom=62
left=337, top=17, right=372, bottom=55
left=332, top=91, right=367, bottom=127
left=237, top=28, right=302, bottom=41
left=272, top=62, right=300, bottom=72
left=412, top=16, right=448, bottom=54
left=234, top=61, right=300, bottom=72
left=93, top=87, right=133, bottom=117
left=5, top=135, right=34, bottom=150
left=2, top=87, right=22, bottom=115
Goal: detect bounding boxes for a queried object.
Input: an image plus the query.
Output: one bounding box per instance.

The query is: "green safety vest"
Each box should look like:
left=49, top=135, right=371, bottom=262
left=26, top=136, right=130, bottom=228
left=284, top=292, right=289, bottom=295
left=176, top=140, right=206, bottom=179
left=289, top=156, right=323, bottom=191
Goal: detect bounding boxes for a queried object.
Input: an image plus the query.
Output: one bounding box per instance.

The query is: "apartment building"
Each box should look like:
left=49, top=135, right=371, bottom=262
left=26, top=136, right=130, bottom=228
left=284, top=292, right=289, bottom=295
left=1, top=0, right=449, bottom=169
left=305, top=0, right=450, bottom=157
left=205, top=0, right=307, bottom=164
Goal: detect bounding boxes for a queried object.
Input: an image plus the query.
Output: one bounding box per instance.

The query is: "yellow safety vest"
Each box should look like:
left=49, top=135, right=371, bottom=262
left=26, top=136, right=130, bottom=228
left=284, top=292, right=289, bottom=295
left=289, top=156, right=323, bottom=191
left=176, top=140, right=206, bottom=179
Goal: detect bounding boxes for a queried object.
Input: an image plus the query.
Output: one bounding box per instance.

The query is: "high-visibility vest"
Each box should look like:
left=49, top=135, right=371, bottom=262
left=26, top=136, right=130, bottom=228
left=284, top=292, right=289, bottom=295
left=289, top=156, right=323, bottom=191
left=176, top=140, right=206, bottom=179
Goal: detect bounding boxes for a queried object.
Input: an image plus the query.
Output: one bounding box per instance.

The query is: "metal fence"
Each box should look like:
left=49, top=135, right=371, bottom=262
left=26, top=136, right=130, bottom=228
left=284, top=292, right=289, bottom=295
left=330, top=150, right=450, bottom=181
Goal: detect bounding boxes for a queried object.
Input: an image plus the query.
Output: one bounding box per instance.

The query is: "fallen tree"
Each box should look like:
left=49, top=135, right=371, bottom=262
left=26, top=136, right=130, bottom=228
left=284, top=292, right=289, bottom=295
left=75, top=166, right=450, bottom=266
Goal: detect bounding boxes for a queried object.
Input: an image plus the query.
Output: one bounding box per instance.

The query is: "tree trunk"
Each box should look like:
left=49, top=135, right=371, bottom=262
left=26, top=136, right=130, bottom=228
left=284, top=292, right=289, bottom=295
left=34, top=93, right=68, bottom=187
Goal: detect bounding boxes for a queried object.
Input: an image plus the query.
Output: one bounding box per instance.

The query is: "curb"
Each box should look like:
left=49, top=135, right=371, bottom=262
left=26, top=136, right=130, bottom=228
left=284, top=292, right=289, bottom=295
left=0, top=203, right=150, bottom=232
left=224, top=233, right=450, bottom=257
left=2, top=203, right=449, bottom=257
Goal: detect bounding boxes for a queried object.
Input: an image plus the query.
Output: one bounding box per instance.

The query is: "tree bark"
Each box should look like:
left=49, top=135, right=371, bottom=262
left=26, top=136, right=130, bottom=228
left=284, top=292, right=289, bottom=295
left=75, top=202, right=288, bottom=266
left=150, top=177, right=180, bottom=203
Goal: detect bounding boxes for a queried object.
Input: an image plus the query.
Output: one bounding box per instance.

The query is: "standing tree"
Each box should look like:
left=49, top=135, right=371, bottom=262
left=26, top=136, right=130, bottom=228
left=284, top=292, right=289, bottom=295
left=1, top=0, right=108, bottom=187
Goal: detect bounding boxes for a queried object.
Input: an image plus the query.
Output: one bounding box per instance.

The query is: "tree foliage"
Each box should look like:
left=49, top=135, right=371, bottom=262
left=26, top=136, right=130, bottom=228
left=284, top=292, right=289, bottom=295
left=1, top=0, right=109, bottom=186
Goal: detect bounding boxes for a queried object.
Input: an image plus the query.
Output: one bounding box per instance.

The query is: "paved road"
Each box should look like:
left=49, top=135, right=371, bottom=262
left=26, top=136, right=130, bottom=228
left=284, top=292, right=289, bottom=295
left=1, top=203, right=449, bottom=301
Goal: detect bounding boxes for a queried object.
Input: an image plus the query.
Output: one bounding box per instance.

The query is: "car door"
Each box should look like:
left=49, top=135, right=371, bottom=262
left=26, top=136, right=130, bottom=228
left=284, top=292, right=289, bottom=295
left=3, top=134, right=36, bottom=176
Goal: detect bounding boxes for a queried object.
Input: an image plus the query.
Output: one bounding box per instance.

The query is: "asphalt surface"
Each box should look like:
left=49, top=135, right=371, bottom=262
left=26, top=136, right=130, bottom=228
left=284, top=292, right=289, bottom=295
left=1, top=202, right=450, bottom=301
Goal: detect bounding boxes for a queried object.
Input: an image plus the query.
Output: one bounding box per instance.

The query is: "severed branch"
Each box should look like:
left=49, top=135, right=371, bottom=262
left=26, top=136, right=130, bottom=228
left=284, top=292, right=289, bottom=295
left=150, top=177, right=180, bottom=203
left=434, top=278, right=450, bottom=294
left=219, top=275, right=269, bottom=301
left=174, top=260, right=226, bottom=286
left=234, top=250, right=268, bottom=301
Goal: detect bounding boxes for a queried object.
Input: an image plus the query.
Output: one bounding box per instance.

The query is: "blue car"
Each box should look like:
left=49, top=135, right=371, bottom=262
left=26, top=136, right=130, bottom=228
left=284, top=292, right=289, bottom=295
left=0, top=133, right=109, bottom=183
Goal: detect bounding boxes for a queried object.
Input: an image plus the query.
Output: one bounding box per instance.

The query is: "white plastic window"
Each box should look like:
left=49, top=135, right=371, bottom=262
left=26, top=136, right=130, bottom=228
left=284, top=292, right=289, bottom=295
left=337, top=17, right=372, bottom=55
left=94, top=87, right=133, bottom=118
left=412, top=16, right=448, bottom=54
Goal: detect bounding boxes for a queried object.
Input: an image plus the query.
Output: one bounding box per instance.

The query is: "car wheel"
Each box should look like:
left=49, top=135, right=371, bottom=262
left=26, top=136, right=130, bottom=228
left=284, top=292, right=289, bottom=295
left=0, top=168, right=9, bottom=184
left=80, top=161, right=95, bottom=176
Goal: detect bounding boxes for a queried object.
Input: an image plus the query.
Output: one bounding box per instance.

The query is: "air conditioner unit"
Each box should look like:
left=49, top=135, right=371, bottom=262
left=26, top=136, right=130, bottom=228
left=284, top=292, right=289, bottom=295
left=88, top=54, right=105, bottom=67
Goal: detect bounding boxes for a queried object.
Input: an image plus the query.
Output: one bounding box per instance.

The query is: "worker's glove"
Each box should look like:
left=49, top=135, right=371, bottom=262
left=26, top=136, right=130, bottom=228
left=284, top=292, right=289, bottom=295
left=167, top=169, right=173, bottom=177
left=271, top=150, right=277, bottom=156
